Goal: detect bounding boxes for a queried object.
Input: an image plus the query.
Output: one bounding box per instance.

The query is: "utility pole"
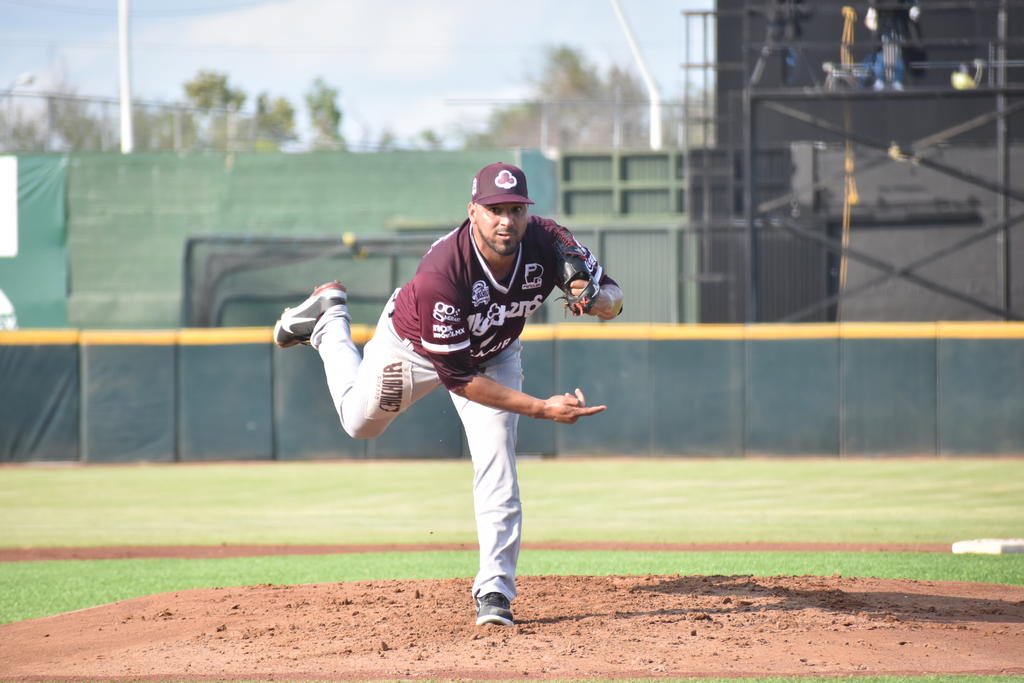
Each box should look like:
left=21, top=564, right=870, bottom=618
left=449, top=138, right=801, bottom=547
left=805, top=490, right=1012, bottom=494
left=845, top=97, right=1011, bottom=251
left=118, top=0, right=134, bottom=153
left=609, top=0, right=662, bottom=150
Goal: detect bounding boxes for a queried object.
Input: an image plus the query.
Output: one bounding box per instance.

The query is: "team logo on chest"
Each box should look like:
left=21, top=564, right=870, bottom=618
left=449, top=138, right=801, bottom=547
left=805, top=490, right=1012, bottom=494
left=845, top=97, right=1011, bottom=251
left=522, top=263, right=544, bottom=290
left=471, top=280, right=490, bottom=307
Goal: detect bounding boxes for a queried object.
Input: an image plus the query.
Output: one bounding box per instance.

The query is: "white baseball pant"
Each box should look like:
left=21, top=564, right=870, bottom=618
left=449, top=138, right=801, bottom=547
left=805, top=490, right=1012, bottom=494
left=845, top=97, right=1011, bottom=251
left=311, top=295, right=523, bottom=601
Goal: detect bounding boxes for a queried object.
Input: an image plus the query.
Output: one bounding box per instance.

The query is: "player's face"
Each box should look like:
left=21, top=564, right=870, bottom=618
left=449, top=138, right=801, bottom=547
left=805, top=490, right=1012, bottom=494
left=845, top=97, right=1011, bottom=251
left=468, top=201, right=529, bottom=258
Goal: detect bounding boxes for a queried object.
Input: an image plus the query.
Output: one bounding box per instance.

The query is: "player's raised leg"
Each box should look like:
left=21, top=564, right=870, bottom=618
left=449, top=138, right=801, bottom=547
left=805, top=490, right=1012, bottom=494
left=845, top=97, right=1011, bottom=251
left=273, top=281, right=348, bottom=348
left=312, top=291, right=443, bottom=439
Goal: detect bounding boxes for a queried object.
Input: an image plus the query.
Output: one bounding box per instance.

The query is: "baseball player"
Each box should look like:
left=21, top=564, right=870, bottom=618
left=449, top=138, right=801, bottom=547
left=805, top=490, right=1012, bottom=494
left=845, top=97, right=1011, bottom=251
left=274, top=162, right=623, bottom=626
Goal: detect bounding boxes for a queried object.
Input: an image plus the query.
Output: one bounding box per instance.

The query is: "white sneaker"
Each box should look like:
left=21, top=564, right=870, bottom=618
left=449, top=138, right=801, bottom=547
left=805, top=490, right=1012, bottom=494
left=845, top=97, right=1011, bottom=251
left=273, top=282, right=348, bottom=348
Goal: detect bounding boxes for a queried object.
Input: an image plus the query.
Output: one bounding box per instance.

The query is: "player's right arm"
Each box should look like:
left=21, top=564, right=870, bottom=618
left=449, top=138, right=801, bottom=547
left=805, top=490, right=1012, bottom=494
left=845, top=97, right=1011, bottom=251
left=411, top=272, right=605, bottom=423
left=453, top=376, right=606, bottom=424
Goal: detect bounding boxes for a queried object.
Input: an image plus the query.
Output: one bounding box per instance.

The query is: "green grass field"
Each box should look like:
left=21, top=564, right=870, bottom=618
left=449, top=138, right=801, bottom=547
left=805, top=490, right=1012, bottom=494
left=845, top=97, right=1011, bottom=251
left=1, top=458, right=1022, bottom=682
left=3, top=458, right=1021, bottom=546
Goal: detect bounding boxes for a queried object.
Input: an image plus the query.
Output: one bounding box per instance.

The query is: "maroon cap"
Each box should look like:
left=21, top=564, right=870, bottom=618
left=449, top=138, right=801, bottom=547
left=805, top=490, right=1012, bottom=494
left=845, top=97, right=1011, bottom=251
left=470, top=162, right=534, bottom=206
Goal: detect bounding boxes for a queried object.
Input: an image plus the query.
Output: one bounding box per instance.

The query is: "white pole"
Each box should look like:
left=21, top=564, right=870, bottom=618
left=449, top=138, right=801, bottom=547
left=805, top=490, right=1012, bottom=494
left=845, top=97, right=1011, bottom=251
left=118, top=0, right=134, bottom=153
left=609, top=0, right=662, bottom=150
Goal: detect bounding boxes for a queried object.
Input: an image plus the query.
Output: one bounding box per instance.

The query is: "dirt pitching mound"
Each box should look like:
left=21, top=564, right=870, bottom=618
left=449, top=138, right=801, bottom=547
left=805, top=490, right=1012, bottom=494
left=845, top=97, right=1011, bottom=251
left=2, top=574, right=1023, bottom=681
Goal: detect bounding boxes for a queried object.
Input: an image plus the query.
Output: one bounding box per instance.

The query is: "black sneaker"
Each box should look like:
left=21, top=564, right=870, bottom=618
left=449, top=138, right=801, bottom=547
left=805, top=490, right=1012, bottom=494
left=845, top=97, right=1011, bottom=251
left=273, top=281, right=347, bottom=348
left=475, top=592, right=514, bottom=626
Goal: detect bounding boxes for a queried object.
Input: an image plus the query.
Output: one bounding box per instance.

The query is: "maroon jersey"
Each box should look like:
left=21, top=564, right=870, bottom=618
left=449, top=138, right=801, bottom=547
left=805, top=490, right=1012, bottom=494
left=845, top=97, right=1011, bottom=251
left=391, top=216, right=615, bottom=390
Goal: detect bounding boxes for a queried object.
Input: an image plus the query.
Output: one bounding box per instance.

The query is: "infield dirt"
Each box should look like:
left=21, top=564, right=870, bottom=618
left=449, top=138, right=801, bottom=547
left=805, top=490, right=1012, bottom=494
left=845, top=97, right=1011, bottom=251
left=1, top=545, right=1023, bottom=681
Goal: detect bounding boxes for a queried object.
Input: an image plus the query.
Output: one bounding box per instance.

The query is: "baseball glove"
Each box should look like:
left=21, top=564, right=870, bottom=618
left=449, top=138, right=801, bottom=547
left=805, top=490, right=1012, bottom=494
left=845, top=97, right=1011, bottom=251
left=553, top=227, right=601, bottom=316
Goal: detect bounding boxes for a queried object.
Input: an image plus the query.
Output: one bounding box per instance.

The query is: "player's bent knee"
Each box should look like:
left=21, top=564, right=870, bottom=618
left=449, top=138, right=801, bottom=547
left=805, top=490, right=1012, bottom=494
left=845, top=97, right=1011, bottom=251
left=341, top=418, right=389, bottom=440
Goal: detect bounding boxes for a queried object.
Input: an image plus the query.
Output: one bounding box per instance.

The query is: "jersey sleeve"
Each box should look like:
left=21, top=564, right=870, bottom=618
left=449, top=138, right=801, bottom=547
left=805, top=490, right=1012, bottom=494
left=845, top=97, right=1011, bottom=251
left=413, top=274, right=478, bottom=390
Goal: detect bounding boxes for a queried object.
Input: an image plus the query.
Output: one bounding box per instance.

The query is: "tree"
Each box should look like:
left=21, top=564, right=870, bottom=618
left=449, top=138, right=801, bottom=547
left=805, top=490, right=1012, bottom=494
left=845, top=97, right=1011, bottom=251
left=254, top=93, right=296, bottom=150
left=376, top=128, right=397, bottom=151
left=417, top=129, right=444, bottom=150
left=462, top=45, right=652, bottom=151
left=182, top=70, right=248, bottom=151
left=50, top=94, right=105, bottom=151
left=183, top=70, right=246, bottom=111
left=305, top=77, right=345, bottom=150
left=0, top=103, right=47, bottom=152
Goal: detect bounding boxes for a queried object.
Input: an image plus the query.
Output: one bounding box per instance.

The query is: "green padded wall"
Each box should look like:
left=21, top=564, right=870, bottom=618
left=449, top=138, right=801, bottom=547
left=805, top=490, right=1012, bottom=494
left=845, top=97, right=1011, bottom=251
left=517, top=335, right=557, bottom=456
left=368, top=389, right=463, bottom=459
left=6, top=323, right=1024, bottom=462
left=0, top=332, right=79, bottom=461
left=273, top=342, right=365, bottom=460
left=842, top=338, right=937, bottom=455
left=745, top=335, right=841, bottom=455
left=273, top=329, right=465, bottom=460
left=178, top=332, right=273, bottom=461
left=652, top=337, right=744, bottom=456
left=938, top=336, right=1024, bottom=454
left=555, top=337, right=653, bottom=455
left=80, top=333, right=176, bottom=462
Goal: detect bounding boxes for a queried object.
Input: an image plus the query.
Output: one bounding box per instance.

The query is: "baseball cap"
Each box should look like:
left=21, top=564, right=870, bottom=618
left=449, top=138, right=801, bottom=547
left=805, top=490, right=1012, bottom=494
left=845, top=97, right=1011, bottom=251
left=470, top=162, right=534, bottom=206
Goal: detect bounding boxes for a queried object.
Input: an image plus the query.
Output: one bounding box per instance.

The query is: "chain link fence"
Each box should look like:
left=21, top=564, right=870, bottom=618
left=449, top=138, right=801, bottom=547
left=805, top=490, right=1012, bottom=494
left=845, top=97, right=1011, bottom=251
left=1, top=92, right=262, bottom=153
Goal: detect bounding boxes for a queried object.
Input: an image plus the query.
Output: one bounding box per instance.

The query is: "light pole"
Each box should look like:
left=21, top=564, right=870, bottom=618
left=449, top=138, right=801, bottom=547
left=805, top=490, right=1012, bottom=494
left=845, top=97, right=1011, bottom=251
left=609, top=0, right=662, bottom=150
left=118, top=0, right=134, bottom=153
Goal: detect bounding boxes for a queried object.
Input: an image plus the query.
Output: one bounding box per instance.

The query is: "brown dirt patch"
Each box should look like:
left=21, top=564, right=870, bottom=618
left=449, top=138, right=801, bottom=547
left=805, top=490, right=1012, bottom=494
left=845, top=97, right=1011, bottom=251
left=2, top=573, right=1022, bottom=681
left=0, top=541, right=949, bottom=562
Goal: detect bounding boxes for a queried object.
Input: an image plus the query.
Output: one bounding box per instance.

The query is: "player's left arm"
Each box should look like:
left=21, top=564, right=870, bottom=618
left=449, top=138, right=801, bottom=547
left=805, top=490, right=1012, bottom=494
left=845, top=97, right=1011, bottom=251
left=570, top=280, right=623, bottom=320
left=545, top=219, right=624, bottom=319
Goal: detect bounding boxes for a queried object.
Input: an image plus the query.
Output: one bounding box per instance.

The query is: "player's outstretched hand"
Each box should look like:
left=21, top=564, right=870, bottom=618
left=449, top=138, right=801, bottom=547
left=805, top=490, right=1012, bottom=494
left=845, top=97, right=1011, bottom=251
left=542, top=388, right=606, bottom=424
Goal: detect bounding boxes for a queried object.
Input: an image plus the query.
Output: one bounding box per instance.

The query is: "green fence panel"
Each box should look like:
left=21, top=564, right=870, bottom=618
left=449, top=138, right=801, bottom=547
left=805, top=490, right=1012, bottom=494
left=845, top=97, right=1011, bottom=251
left=80, top=341, right=176, bottom=462
left=556, top=338, right=652, bottom=455
left=178, top=342, right=273, bottom=461
left=841, top=338, right=937, bottom=456
left=745, top=338, right=840, bottom=455
left=0, top=339, right=79, bottom=461
left=517, top=336, right=557, bottom=456
left=938, top=337, right=1024, bottom=454
left=369, top=387, right=464, bottom=459
left=65, top=151, right=553, bottom=329
left=272, top=345, right=364, bottom=460
left=0, top=155, right=68, bottom=328
left=652, top=339, right=744, bottom=455
left=600, top=230, right=677, bottom=323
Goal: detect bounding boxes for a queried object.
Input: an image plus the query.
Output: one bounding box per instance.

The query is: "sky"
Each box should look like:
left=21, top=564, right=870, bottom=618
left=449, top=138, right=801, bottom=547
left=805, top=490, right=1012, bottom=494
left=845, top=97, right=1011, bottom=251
left=0, top=0, right=712, bottom=148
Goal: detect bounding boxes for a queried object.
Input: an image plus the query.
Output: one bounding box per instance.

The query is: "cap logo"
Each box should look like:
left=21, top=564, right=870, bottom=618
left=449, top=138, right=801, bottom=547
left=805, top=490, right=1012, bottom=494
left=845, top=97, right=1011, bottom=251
left=471, top=177, right=478, bottom=196
left=494, top=170, right=518, bottom=190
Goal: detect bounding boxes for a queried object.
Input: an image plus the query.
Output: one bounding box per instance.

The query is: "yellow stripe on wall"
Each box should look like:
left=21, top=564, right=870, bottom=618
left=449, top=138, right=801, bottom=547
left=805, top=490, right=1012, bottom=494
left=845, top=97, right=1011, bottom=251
left=651, top=324, right=747, bottom=340
left=0, top=329, right=80, bottom=345
left=936, top=321, right=1024, bottom=338
left=839, top=322, right=938, bottom=338
left=79, top=330, right=179, bottom=345
left=519, top=326, right=557, bottom=341
left=4, top=322, right=1024, bottom=347
left=350, top=325, right=373, bottom=344
left=744, top=324, right=841, bottom=340
left=551, top=323, right=655, bottom=340
left=178, top=327, right=272, bottom=345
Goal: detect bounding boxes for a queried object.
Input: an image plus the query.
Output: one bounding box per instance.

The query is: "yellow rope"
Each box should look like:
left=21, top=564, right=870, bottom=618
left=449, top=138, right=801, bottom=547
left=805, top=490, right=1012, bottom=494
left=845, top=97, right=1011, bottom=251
left=839, top=7, right=859, bottom=317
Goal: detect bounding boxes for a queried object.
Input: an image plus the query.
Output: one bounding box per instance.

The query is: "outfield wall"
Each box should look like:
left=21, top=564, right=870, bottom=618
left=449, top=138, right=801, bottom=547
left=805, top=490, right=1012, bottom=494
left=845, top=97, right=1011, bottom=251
left=2, top=322, right=1022, bottom=462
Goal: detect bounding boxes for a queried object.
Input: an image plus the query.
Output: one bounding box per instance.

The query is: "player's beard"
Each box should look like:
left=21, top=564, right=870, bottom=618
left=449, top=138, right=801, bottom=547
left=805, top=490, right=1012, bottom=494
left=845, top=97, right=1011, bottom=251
left=476, top=226, right=521, bottom=257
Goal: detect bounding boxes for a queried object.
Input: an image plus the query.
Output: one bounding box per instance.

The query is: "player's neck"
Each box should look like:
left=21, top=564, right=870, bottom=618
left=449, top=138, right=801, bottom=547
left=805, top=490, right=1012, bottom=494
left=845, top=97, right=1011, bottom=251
left=471, top=225, right=517, bottom=280
left=483, top=253, right=515, bottom=281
